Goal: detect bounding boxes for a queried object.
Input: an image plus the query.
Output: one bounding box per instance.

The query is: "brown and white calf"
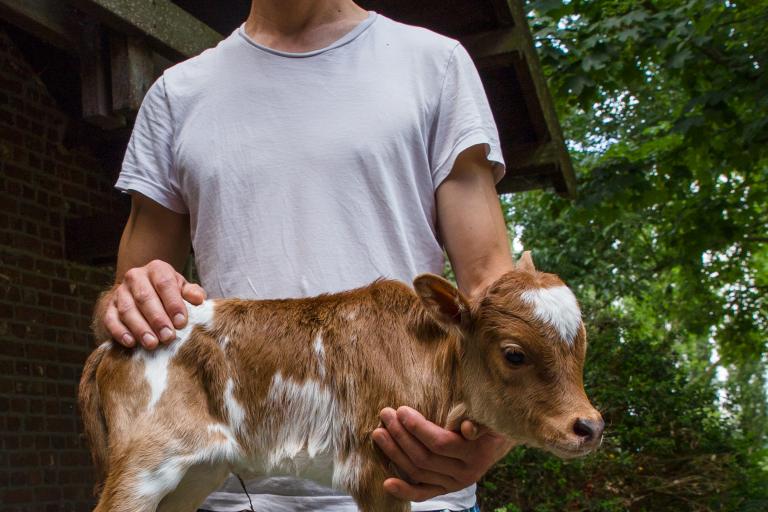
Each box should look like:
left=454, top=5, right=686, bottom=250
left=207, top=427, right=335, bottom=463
left=79, top=254, right=603, bottom=512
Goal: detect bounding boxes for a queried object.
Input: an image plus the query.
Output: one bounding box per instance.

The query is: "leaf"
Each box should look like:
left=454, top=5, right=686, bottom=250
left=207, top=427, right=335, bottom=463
left=564, top=74, right=595, bottom=96
left=618, top=27, right=641, bottom=42
left=668, top=48, right=693, bottom=68
left=672, top=115, right=704, bottom=136
left=529, top=0, right=564, bottom=15
left=582, top=52, right=610, bottom=71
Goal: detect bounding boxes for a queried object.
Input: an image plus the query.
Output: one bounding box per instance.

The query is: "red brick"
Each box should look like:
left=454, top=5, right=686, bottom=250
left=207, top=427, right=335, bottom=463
left=0, top=28, right=127, bottom=510
left=2, top=488, right=34, bottom=504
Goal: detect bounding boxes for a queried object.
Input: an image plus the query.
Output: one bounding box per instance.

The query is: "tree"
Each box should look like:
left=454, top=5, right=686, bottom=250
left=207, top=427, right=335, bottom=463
left=479, top=1, right=768, bottom=510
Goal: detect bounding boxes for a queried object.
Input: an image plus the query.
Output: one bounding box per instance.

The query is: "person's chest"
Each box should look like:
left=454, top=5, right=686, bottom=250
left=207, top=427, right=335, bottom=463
left=172, top=55, right=435, bottom=202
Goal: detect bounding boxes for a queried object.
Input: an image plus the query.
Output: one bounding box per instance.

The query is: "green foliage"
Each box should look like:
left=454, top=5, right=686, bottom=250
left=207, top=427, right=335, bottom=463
left=480, top=0, right=768, bottom=510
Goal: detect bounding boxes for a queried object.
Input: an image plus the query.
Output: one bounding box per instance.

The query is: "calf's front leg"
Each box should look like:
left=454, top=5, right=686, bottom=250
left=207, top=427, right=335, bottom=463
left=350, top=459, right=411, bottom=512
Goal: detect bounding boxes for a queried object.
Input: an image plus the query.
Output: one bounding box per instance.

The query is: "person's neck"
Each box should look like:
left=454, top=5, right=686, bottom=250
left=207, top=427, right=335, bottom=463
left=244, top=0, right=369, bottom=53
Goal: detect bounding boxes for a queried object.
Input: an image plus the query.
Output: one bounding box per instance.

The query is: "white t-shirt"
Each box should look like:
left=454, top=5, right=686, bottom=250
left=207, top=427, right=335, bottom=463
left=116, top=11, right=504, bottom=512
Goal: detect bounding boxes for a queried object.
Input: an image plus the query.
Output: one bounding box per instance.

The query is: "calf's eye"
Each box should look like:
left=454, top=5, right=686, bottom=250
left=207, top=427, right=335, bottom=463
left=504, top=349, right=526, bottom=366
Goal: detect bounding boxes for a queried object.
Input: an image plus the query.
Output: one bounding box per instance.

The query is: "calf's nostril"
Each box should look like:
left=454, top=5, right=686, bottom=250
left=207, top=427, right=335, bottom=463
left=573, top=418, right=598, bottom=441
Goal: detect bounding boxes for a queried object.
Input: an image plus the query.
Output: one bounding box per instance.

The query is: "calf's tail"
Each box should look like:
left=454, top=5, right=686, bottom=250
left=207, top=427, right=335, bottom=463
left=78, top=344, right=109, bottom=495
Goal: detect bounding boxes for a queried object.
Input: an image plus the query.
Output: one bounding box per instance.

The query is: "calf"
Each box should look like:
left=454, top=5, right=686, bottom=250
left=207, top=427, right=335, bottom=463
left=79, top=253, right=603, bottom=512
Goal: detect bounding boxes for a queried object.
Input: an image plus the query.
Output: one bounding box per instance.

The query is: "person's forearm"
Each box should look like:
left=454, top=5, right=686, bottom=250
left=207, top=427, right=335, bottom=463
left=453, top=239, right=514, bottom=301
left=436, top=145, right=515, bottom=301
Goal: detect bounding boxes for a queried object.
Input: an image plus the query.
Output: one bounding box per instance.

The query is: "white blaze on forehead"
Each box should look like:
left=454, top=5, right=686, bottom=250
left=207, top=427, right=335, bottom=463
left=521, top=285, right=581, bottom=345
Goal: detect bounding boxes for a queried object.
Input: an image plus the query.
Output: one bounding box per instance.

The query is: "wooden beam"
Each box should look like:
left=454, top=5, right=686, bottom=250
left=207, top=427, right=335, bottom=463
left=464, top=1, right=577, bottom=198
left=499, top=142, right=562, bottom=195
left=461, top=26, right=526, bottom=63
left=110, top=33, right=154, bottom=114
left=80, top=22, right=125, bottom=130
left=0, top=0, right=79, bottom=51
left=509, top=0, right=575, bottom=197
left=69, top=0, right=223, bottom=60
left=490, top=0, right=515, bottom=27
left=506, top=141, right=561, bottom=172
left=497, top=171, right=559, bottom=195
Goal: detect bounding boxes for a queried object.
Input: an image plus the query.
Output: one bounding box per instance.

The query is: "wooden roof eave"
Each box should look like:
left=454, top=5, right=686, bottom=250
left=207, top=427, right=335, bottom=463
left=0, top=0, right=224, bottom=129
left=461, top=1, right=576, bottom=198
left=68, top=0, right=223, bottom=61
left=0, top=0, right=574, bottom=199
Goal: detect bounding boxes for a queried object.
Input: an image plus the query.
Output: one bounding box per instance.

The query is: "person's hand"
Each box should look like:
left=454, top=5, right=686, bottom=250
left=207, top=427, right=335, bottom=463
left=372, top=406, right=514, bottom=502
left=98, top=259, right=206, bottom=349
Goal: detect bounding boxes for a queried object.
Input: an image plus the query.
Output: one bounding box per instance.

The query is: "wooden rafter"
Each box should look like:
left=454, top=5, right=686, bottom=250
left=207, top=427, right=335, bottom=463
left=80, top=21, right=126, bottom=130
left=69, top=0, right=223, bottom=60
left=461, top=26, right=526, bottom=62
left=110, top=33, right=154, bottom=114
left=462, top=1, right=576, bottom=197
left=0, top=0, right=79, bottom=51
left=489, top=0, right=515, bottom=26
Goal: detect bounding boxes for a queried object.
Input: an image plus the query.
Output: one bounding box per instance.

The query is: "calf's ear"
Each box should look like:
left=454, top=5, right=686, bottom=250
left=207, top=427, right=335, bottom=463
left=517, top=251, right=536, bottom=272
left=413, top=274, right=470, bottom=327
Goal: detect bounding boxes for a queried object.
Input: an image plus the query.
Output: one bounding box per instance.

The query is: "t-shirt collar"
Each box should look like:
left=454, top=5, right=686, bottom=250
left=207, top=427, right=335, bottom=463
left=237, top=11, right=378, bottom=58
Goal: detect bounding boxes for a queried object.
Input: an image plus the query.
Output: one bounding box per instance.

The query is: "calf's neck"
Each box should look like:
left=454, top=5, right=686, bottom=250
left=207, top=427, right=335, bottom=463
left=79, top=254, right=603, bottom=512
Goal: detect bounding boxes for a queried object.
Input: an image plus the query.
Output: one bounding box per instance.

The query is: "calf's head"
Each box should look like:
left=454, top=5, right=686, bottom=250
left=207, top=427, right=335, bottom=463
left=414, top=252, right=603, bottom=458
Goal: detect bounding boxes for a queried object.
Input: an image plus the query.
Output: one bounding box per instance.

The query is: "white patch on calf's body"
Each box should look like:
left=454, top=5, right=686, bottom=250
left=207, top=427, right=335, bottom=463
left=521, top=286, right=581, bottom=344
left=136, top=441, right=237, bottom=503
left=206, top=424, right=243, bottom=461
left=137, top=463, right=185, bottom=501
left=313, top=333, right=325, bottom=378
left=224, top=378, right=246, bottom=434
left=259, top=371, right=342, bottom=484
left=186, top=300, right=215, bottom=330
left=137, top=300, right=216, bottom=410
left=332, top=451, right=362, bottom=493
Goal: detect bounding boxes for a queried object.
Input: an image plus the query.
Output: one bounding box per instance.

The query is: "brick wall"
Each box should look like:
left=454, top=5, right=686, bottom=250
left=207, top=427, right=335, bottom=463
left=0, top=29, right=126, bottom=511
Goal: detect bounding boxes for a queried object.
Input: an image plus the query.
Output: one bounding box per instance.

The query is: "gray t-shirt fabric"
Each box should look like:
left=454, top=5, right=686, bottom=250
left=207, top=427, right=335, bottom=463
left=116, top=11, right=504, bottom=512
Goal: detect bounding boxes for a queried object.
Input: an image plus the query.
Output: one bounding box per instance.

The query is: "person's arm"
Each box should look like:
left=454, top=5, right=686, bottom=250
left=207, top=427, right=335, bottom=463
left=93, top=193, right=205, bottom=349
left=435, top=144, right=515, bottom=299
left=372, top=144, right=515, bottom=501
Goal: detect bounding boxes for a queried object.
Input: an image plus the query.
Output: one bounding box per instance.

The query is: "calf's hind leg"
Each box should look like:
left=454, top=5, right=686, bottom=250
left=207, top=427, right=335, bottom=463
left=94, top=459, right=169, bottom=512
left=95, top=449, right=228, bottom=512
left=157, top=462, right=230, bottom=512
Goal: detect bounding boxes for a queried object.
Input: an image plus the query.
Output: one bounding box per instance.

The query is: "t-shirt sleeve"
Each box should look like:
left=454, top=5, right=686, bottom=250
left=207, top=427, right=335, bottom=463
left=115, top=76, right=187, bottom=214
left=429, top=43, right=506, bottom=189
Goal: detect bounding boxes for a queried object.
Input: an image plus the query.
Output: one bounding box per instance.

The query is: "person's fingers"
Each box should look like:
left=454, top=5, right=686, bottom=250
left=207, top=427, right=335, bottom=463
left=181, top=281, right=206, bottom=305
left=103, top=300, right=134, bottom=347
left=123, top=267, right=175, bottom=344
left=147, top=266, right=187, bottom=330
left=460, top=419, right=488, bottom=441
left=378, top=408, right=465, bottom=479
left=382, top=477, right=447, bottom=502
left=372, top=427, right=458, bottom=490
left=396, top=406, right=469, bottom=460
left=115, top=285, right=159, bottom=349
